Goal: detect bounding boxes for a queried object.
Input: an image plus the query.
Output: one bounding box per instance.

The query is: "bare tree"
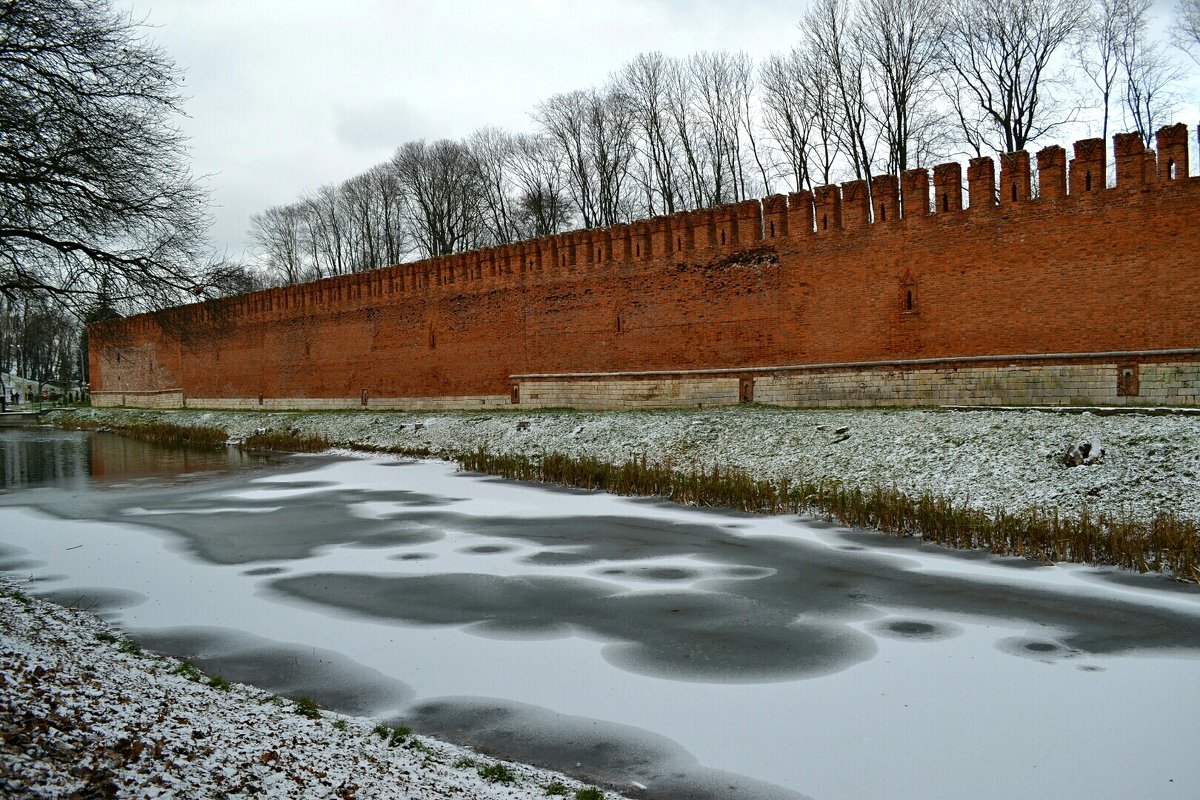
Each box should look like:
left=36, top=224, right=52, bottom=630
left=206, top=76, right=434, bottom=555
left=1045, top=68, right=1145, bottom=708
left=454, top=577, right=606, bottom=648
left=855, top=0, right=946, bottom=175
left=509, top=134, right=573, bottom=238
left=688, top=51, right=761, bottom=204
left=760, top=50, right=818, bottom=191
left=249, top=204, right=307, bottom=285
left=1176, top=0, right=1200, bottom=63
left=1075, top=0, right=1129, bottom=144
left=801, top=0, right=876, bottom=182
left=663, top=60, right=709, bottom=209
left=467, top=128, right=523, bottom=245
left=617, top=53, right=685, bottom=215
left=0, top=0, right=210, bottom=315
left=392, top=140, right=483, bottom=258
left=535, top=88, right=635, bottom=227
left=1117, top=0, right=1184, bottom=145
left=535, top=91, right=597, bottom=227
left=365, top=163, right=407, bottom=267
left=940, top=0, right=1089, bottom=154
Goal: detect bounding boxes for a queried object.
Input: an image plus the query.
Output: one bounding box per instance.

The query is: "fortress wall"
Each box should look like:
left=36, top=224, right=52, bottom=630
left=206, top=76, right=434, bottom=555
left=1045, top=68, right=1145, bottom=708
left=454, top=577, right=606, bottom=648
left=89, top=125, right=1200, bottom=410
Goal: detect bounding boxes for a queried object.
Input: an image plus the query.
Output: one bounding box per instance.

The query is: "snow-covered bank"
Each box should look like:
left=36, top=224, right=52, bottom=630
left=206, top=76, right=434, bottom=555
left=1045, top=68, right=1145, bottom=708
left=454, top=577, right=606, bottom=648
left=0, top=579, right=623, bottom=799
left=52, top=406, right=1200, bottom=524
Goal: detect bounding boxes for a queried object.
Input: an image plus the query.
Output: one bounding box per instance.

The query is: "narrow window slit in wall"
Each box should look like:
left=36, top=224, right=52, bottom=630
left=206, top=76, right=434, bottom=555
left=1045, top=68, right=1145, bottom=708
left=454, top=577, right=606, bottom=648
left=769, top=221, right=776, bottom=237
left=635, top=243, right=640, bottom=257
left=1085, top=171, right=1093, bottom=191
left=879, top=204, right=886, bottom=221
left=1168, top=160, right=1177, bottom=180
left=720, top=229, right=726, bottom=245
left=905, top=289, right=914, bottom=311
left=597, top=248, right=602, bottom=261
left=822, top=214, right=828, bottom=230
left=1011, top=183, right=1017, bottom=201
left=615, top=314, right=622, bottom=333
left=942, top=194, right=948, bottom=211
left=677, top=236, right=683, bottom=251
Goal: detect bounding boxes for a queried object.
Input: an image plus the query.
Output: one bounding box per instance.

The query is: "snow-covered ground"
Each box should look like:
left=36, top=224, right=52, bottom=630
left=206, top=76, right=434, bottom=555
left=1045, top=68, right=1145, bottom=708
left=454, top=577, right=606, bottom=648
left=0, top=578, right=624, bottom=800
left=55, top=405, right=1200, bottom=523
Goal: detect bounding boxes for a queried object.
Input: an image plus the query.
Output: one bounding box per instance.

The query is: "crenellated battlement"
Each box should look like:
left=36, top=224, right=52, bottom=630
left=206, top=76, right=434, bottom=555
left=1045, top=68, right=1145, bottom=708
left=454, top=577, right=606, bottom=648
left=90, top=123, right=1197, bottom=338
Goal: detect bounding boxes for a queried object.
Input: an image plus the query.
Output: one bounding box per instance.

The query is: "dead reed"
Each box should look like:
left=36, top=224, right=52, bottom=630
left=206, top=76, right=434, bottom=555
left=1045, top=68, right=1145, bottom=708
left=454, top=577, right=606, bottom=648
left=458, top=448, right=1200, bottom=581
left=65, top=419, right=229, bottom=450
left=240, top=430, right=331, bottom=453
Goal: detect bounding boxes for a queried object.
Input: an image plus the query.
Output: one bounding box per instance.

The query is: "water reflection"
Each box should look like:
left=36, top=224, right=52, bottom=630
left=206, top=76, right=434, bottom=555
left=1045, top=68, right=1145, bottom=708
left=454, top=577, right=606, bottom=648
left=0, top=428, right=272, bottom=490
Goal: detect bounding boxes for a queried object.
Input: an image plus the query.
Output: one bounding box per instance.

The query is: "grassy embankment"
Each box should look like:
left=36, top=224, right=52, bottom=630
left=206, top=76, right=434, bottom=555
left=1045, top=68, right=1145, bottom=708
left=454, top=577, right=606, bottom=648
left=59, top=416, right=1199, bottom=581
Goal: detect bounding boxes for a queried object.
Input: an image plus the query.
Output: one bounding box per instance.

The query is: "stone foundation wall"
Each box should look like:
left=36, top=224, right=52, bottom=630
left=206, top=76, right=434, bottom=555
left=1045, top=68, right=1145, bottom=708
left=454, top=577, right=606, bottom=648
left=92, top=391, right=184, bottom=409
left=513, top=361, right=1200, bottom=410
left=517, top=377, right=740, bottom=410
left=91, top=363, right=1200, bottom=412
left=754, top=362, right=1200, bottom=407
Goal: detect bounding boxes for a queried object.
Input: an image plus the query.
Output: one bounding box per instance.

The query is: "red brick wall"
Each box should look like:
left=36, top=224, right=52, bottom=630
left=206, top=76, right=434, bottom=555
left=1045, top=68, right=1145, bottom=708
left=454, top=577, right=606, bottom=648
left=89, top=126, right=1200, bottom=403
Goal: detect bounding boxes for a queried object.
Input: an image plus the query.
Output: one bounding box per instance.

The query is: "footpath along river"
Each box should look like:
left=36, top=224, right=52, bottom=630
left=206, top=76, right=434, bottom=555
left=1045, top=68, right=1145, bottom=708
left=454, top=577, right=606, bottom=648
left=1, top=426, right=1199, bottom=799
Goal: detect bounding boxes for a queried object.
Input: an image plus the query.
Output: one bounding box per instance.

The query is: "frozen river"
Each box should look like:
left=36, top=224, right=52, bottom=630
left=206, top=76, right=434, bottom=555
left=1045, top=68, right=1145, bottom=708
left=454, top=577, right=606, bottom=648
left=1, top=428, right=1198, bottom=799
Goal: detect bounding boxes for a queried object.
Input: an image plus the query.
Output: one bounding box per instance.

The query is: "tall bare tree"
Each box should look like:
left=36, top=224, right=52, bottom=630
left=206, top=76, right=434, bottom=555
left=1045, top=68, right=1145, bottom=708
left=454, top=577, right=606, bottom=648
left=535, top=88, right=635, bottom=227
left=617, top=53, right=685, bottom=215
left=509, top=134, right=573, bottom=237
left=941, top=0, right=1089, bottom=154
left=1176, top=0, right=1200, bottom=63
left=392, top=140, right=483, bottom=258
left=1117, top=0, right=1184, bottom=145
left=467, top=128, right=522, bottom=245
left=1075, top=0, right=1129, bottom=145
left=855, top=0, right=946, bottom=175
left=249, top=204, right=307, bottom=285
left=0, top=0, right=210, bottom=314
left=801, top=0, right=876, bottom=182
left=760, top=50, right=818, bottom=191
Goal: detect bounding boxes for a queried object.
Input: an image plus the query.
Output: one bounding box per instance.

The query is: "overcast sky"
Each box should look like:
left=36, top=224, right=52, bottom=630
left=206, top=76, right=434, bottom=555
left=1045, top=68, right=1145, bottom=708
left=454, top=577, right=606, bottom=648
left=118, top=0, right=1198, bottom=262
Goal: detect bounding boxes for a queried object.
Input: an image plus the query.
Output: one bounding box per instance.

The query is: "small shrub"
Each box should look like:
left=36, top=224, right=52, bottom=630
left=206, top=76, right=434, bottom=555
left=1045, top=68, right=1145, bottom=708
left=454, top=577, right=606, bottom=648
left=331, top=719, right=348, bottom=731
left=575, top=788, right=604, bottom=800
left=94, top=631, right=118, bottom=644
left=372, top=723, right=410, bottom=747
left=406, top=737, right=434, bottom=755
left=1, top=587, right=34, bottom=608
left=116, top=638, right=143, bottom=657
left=544, top=781, right=567, bottom=796
left=453, top=756, right=477, bottom=769
left=292, top=696, right=321, bottom=719
left=478, top=762, right=516, bottom=784
left=173, top=661, right=204, bottom=682
left=207, top=675, right=231, bottom=691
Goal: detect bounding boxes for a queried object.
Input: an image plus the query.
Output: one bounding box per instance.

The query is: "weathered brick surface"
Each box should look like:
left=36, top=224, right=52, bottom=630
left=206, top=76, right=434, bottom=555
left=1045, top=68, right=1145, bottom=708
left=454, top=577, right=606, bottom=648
left=89, top=129, right=1200, bottom=411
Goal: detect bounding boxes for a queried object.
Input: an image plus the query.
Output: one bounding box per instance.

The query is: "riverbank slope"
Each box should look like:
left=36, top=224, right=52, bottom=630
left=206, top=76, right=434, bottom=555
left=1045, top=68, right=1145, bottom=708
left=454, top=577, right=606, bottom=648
left=51, top=405, right=1200, bottom=525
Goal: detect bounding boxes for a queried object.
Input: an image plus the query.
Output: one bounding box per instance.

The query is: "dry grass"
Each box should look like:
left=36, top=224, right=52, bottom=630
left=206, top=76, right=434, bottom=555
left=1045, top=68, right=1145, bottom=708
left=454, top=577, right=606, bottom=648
left=240, top=430, right=330, bottom=453
left=459, top=449, right=1200, bottom=581
left=65, top=419, right=229, bottom=449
